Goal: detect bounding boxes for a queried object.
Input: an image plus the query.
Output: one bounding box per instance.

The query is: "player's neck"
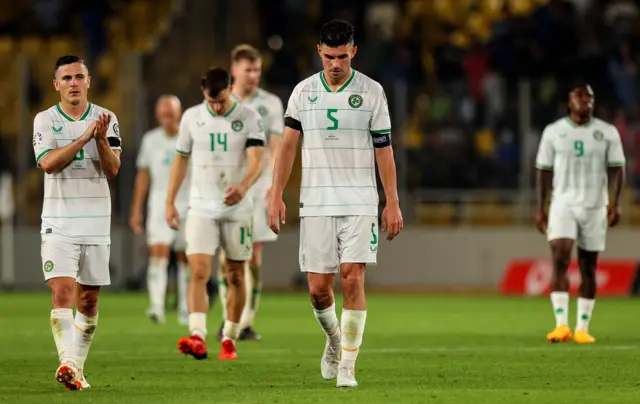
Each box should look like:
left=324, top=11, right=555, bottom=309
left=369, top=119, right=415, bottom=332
left=231, top=86, right=257, bottom=102
left=218, top=99, right=235, bottom=116
left=58, top=100, right=90, bottom=121
left=322, top=68, right=353, bottom=91
left=568, top=114, right=592, bottom=127
left=163, top=127, right=178, bottom=137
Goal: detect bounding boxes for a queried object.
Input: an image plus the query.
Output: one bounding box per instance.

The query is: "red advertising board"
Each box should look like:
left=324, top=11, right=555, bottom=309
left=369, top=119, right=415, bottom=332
left=500, top=259, right=638, bottom=296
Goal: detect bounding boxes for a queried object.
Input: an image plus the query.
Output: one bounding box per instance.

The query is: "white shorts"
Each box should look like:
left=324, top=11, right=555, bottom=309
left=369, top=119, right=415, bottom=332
left=547, top=203, right=607, bottom=251
left=299, top=216, right=378, bottom=274
left=252, top=196, right=278, bottom=243
left=185, top=213, right=253, bottom=260
left=41, top=237, right=111, bottom=286
left=146, top=216, right=187, bottom=250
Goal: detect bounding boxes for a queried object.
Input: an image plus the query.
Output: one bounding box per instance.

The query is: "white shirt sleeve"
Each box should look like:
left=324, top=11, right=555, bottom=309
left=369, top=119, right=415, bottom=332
left=247, top=112, right=267, bottom=146
left=136, top=134, right=151, bottom=169
left=33, top=113, right=57, bottom=167
left=606, top=126, right=626, bottom=167
left=106, top=113, right=122, bottom=151
left=369, top=82, right=391, bottom=135
left=268, top=97, right=285, bottom=136
left=284, top=86, right=301, bottom=125
left=176, top=111, right=193, bottom=155
left=535, top=126, right=555, bottom=170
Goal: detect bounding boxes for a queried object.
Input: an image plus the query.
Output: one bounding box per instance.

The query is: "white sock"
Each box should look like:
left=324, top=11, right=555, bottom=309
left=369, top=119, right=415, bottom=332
left=189, top=312, right=207, bottom=339
left=576, top=297, right=595, bottom=331
left=550, top=291, right=569, bottom=327
left=177, top=262, right=189, bottom=314
left=73, top=311, right=98, bottom=371
left=240, top=263, right=261, bottom=329
left=50, top=308, right=75, bottom=365
left=217, top=263, right=228, bottom=320
left=147, top=257, right=168, bottom=315
left=340, top=309, right=367, bottom=367
left=313, top=304, right=341, bottom=344
left=222, top=320, right=240, bottom=342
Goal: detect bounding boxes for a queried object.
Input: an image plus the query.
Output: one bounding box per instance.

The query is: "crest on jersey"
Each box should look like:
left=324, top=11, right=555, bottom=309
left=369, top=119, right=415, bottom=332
left=232, top=120, right=244, bottom=132
left=593, top=130, right=603, bottom=141
left=33, top=132, right=43, bottom=146
left=257, top=106, right=268, bottom=117
left=348, top=94, right=363, bottom=109
left=113, top=123, right=120, bottom=137
left=44, top=260, right=54, bottom=272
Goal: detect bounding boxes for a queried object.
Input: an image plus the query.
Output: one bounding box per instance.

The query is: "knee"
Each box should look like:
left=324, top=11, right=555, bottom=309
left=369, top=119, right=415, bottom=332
left=226, top=262, right=245, bottom=288
left=551, top=243, right=572, bottom=269
left=77, top=287, right=100, bottom=313
left=51, top=282, right=75, bottom=307
left=308, top=281, right=333, bottom=308
left=188, top=256, right=211, bottom=284
left=340, top=264, right=365, bottom=292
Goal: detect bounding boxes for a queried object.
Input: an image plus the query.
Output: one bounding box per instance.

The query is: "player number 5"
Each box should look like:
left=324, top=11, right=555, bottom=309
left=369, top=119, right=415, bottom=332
left=327, top=109, right=339, bottom=130
left=574, top=140, right=584, bottom=157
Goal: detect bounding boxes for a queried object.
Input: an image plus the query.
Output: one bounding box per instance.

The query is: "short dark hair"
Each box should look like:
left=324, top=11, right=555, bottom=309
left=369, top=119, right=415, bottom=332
left=55, top=55, right=85, bottom=73
left=319, top=19, right=355, bottom=47
left=231, top=44, right=261, bottom=63
left=201, top=67, right=231, bottom=98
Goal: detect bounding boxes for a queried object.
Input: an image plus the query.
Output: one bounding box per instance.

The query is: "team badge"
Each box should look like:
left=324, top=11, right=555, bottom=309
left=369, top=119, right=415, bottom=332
left=33, top=132, right=43, bottom=146
left=593, top=130, right=603, bottom=141
left=44, top=260, right=54, bottom=272
left=348, top=94, right=363, bottom=109
left=113, top=123, right=120, bottom=137
left=257, top=106, right=268, bottom=117
left=232, top=120, right=244, bottom=132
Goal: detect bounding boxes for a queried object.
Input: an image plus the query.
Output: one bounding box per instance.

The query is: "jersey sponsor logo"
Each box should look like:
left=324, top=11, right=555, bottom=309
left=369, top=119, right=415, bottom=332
left=348, top=94, right=363, bottom=109
left=559, top=133, right=567, bottom=138
left=232, top=120, right=244, bottom=132
left=44, top=260, right=54, bottom=273
left=593, top=130, right=604, bottom=141
left=113, top=123, right=120, bottom=137
left=196, top=121, right=205, bottom=127
left=52, top=125, right=63, bottom=133
left=33, top=132, right=43, bottom=146
left=308, top=96, right=318, bottom=103
left=257, top=106, right=268, bottom=116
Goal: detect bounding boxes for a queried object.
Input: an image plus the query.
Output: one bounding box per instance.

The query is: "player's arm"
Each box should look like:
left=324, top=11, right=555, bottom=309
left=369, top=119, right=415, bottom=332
left=94, top=113, right=122, bottom=179
left=35, top=114, right=95, bottom=174
left=371, top=83, right=402, bottom=240
left=130, top=136, right=151, bottom=234
left=535, top=127, right=554, bottom=233
left=224, top=117, right=266, bottom=205
left=606, top=127, right=626, bottom=226
left=166, top=114, right=193, bottom=229
left=265, top=99, right=285, bottom=199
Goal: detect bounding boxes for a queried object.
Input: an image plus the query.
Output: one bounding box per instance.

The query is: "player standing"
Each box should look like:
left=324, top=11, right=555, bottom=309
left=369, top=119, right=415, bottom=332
left=130, top=95, right=190, bottom=325
left=535, top=83, right=625, bottom=344
left=268, top=20, right=403, bottom=387
left=166, top=67, right=265, bottom=360
left=216, top=44, right=284, bottom=341
left=34, top=56, right=122, bottom=390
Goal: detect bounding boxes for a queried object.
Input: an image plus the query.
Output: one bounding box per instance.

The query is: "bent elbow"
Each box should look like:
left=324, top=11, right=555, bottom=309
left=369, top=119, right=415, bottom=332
left=40, top=161, right=56, bottom=175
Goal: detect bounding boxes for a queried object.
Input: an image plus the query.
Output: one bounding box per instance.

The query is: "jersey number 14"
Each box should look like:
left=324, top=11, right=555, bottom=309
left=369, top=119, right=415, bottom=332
left=209, top=133, right=228, bottom=151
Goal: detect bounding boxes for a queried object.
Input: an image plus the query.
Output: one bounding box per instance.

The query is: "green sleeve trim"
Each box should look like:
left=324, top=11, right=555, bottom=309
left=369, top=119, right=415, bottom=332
left=36, top=149, right=52, bottom=166
left=535, top=164, right=553, bottom=170
left=607, top=162, right=625, bottom=167
left=370, top=128, right=391, bottom=134
left=176, top=149, right=191, bottom=156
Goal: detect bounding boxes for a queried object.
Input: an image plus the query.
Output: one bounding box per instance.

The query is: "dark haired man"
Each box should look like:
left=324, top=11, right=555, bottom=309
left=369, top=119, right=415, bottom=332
left=269, top=20, right=403, bottom=387
left=34, top=55, right=122, bottom=391
left=166, top=67, right=265, bottom=360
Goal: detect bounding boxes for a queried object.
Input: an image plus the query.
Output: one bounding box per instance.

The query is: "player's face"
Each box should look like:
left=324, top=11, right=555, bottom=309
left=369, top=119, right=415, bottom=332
left=54, top=62, right=91, bottom=106
left=231, top=58, right=262, bottom=92
left=568, top=86, right=594, bottom=116
left=317, top=43, right=357, bottom=81
left=203, top=88, right=230, bottom=115
left=156, top=101, right=181, bottom=132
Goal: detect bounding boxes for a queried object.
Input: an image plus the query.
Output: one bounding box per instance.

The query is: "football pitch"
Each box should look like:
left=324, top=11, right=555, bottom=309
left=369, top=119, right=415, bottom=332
left=1, top=292, right=639, bottom=403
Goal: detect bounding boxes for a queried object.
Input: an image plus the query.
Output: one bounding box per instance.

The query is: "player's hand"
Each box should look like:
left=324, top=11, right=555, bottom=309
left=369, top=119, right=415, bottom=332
left=129, top=211, right=144, bottom=235
left=268, top=196, right=286, bottom=234
left=535, top=210, right=548, bottom=234
left=93, top=113, right=111, bottom=142
left=81, top=121, right=97, bottom=142
left=608, top=205, right=621, bottom=227
left=265, top=187, right=272, bottom=204
left=381, top=201, right=403, bottom=240
left=224, top=184, right=247, bottom=206
left=165, top=204, right=180, bottom=230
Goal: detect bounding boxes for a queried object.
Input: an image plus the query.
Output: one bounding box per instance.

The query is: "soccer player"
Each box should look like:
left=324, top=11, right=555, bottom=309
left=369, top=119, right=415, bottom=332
left=34, top=55, right=122, bottom=390
left=130, top=95, right=190, bottom=325
left=268, top=20, right=403, bottom=387
left=216, top=44, right=284, bottom=341
left=535, top=83, right=625, bottom=344
left=166, top=67, right=265, bottom=360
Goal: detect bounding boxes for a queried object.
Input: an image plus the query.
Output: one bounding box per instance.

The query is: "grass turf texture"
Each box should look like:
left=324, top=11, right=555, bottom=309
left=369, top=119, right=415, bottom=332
left=1, top=293, right=639, bottom=403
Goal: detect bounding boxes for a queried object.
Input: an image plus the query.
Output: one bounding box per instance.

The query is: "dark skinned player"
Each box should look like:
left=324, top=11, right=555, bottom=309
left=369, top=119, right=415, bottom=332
left=535, top=83, right=625, bottom=344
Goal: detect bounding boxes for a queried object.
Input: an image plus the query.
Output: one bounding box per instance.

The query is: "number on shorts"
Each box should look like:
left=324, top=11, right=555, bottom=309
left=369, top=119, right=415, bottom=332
left=240, top=225, right=253, bottom=245
left=370, top=222, right=378, bottom=252
left=209, top=133, right=228, bottom=152
left=574, top=140, right=584, bottom=157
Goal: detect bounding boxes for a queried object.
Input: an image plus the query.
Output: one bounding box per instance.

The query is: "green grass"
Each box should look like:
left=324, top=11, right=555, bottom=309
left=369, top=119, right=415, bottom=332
left=1, top=292, right=640, bottom=403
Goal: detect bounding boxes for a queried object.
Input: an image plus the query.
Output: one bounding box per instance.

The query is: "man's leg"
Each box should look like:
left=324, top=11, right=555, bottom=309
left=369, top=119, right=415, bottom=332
left=222, top=258, right=246, bottom=348
left=239, top=242, right=263, bottom=340
left=215, top=250, right=227, bottom=341
left=146, top=244, right=171, bottom=324
left=175, top=251, right=190, bottom=325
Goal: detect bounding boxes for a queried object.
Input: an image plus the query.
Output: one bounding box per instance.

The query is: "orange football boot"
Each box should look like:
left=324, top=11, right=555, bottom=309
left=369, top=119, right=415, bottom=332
left=218, top=339, right=238, bottom=360
left=55, top=363, right=83, bottom=391
left=546, top=324, right=572, bottom=343
left=178, top=335, right=209, bottom=360
left=573, top=330, right=596, bottom=344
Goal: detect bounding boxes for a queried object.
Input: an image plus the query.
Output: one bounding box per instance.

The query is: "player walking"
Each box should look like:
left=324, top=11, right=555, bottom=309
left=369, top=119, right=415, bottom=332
left=268, top=20, right=403, bottom=387
left=167, top=67, right=265, bottom=360
left=130, top=95, right=190, bottom=325
left=535, top=83, right=625, bottom=344
left=216, top=44, right=284, bottom=341
left=34, top=55, right=122, bottom=390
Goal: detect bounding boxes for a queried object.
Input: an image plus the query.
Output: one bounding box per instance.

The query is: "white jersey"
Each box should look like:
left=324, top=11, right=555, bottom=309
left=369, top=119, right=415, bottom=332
left=285, top=69, right=391, bottom=217
left=232, top=88, right=284, bottom=194
left=176, top=101, right=266, bottom=221
left=535, top=117, right=625, bottom=208
left=136, top=127, right=189, bottom=219
left=33, top=103, right=122, bottom=244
